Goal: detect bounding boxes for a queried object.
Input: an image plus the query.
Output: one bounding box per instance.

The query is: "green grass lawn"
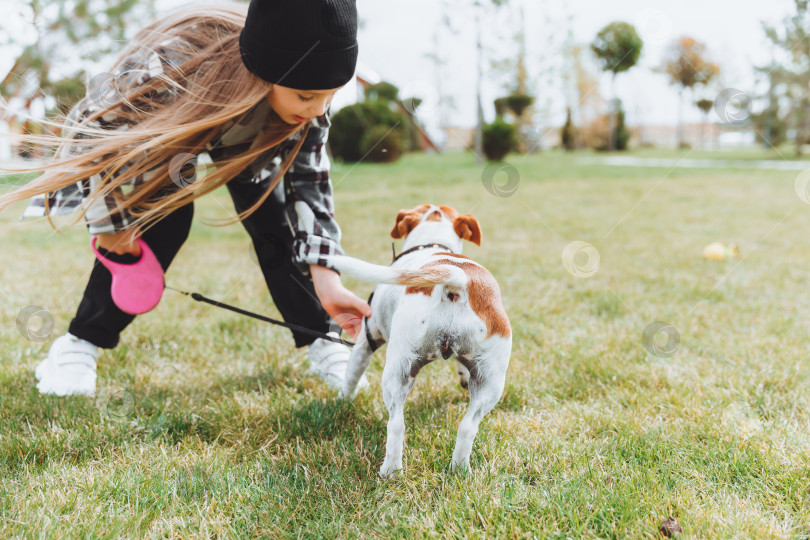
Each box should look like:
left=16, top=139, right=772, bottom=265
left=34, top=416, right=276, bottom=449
left=2, top=149, right=810, bottom=537
left=616, top=144, right=810, bottom=161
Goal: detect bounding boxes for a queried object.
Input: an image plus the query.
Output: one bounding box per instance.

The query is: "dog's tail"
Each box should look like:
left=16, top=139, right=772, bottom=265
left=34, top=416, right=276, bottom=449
left=328, top=255, right=467, bottom=289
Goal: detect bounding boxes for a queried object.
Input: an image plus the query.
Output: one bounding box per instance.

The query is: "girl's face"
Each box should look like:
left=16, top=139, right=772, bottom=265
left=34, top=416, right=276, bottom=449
left=267, top=85, right=342, bottom=125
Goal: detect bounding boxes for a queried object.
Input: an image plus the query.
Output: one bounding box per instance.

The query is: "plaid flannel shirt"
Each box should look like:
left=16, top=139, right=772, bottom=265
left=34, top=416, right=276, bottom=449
left=23, top=36, right=344, bottom=272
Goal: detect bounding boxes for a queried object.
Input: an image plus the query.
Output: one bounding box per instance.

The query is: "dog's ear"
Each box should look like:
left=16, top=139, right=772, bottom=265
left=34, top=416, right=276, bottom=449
left=391, top=208, right=423, bottom=239
left=453, top=214, right=482, bottom=246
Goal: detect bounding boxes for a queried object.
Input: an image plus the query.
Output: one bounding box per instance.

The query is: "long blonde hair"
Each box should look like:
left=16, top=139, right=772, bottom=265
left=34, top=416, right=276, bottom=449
left=0, top=2, right=309, bottom=234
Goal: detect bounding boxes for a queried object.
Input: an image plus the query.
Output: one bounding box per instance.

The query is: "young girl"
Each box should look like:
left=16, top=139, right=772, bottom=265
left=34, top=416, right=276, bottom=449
left=0, top=0, right=371, bottom=397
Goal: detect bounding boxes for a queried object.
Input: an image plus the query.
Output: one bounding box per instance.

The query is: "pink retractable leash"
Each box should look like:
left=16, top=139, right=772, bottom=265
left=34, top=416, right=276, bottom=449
left=90, top=236, right=165, bottom=315
left=89, top=236, right=354, bottom=345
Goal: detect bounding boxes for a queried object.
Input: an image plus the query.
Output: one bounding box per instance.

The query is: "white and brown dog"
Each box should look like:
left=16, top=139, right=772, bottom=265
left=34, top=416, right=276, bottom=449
left=328, top=204, right=512, bottom=476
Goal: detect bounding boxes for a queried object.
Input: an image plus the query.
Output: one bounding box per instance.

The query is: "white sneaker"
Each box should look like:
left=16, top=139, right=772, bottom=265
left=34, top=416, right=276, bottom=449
left=35, top=333, right=98, bottom=397
left=308, top=332, right=369, bottom=391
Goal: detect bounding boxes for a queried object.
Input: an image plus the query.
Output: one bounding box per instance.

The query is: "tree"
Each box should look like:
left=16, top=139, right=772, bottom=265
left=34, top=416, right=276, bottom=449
left=613, top=100, right=630, bottom=151
left=561, top=42, right=606, bottom=148
left=590, top=21, right=643, bottom=151
left=760, top=0, right=810, bottom=155
left=1, top=0, right=153, bottom=116
left=695, top=98, right=714, bottom=150
left=423, top=3, right=457, bottom=153
left=440, top=0, right=509, bottom=162
left=749, top=69, right=788, bottom=149
left=660, top=37, right=720, bottom=149
left=472, top=0, right=509, bottom=164
left=489, top=2, right=535, bottom=152
left=751, top=105, right=788, bottom=149
left=1, top=0, right=153, bottom=159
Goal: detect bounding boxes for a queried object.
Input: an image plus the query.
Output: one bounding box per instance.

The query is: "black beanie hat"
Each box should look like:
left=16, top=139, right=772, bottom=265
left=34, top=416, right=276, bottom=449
left=239, top=0, right=359, bottom=90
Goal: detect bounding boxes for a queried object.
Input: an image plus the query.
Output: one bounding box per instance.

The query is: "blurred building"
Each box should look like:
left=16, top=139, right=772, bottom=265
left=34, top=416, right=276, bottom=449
left=633, top=123, right=756, bottom=149
left=331, top=62, right=440, bottom=153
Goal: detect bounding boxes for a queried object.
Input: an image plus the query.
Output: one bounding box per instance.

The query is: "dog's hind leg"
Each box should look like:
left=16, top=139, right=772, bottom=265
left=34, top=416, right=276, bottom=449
left=379, top=345, right=416, bottom=477
left=340, top=322, right=379, bottom=399
left=451, top=341, right=511, bottom=471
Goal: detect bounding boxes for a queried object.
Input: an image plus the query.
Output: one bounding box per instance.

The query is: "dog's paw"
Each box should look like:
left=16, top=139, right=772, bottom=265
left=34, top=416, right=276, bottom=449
left=339, top=385, right=358, bottom=400
left=450, top=458, right=470, bottom=474
left=378, top=460, right=402, bottom=478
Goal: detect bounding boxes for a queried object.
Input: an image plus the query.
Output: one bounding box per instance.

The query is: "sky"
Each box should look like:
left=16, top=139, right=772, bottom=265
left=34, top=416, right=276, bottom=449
left=349, top=0, right=796, bottom=131
left=0, top=0, right=799, bottom=136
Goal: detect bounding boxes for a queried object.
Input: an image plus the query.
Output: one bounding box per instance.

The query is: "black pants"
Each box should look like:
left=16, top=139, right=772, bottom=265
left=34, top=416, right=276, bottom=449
left=67, top=181, right=333, bottom=349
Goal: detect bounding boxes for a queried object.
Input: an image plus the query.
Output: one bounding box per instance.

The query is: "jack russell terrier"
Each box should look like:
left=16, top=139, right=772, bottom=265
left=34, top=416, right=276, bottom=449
left=328, top=204, right=512, bottom=476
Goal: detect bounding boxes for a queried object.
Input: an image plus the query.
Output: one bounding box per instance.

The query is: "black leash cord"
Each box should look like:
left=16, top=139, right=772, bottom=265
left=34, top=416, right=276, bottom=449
left=165, top=286, right=355, bottom=347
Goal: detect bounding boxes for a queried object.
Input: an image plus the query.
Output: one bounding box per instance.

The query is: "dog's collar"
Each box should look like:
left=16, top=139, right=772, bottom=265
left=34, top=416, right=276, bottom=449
left=391, top=242, right=454, bottom=263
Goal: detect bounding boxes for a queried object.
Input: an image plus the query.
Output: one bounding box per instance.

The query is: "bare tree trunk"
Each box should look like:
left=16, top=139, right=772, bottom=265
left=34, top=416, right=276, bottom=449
left=607, top=73, right=616, bottom=152
left=700, top=112, right=707, bottom=150
left=677, top=87, right=684, bottom=149
left=474, top=8, right=484, bottom=165
left=798, top=97, right=809, bottom=157
left=514, top=2, right=529, bottom=153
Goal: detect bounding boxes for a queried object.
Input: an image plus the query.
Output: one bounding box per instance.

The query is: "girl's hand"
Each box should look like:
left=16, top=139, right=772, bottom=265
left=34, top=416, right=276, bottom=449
left=310, top=264, right=372, bottom=339
left=96, top=227, right=142, bottom=256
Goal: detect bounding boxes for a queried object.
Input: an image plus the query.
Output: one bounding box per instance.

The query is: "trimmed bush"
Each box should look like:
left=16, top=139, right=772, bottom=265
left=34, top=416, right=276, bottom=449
left=614, top=105, right=630, bottom=151
left=494, top=97, right=510, bottom=117
left=504, top=94, right=534, bottom=117
left=482, top=118, right=518, bottom=162
left=561, top=107, right=577, bottom=151
left=360, top=125, right=403, bottom=163
left=366, top=81, right=399, bottom=102
left=329, top=101, right=408, bottom=162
